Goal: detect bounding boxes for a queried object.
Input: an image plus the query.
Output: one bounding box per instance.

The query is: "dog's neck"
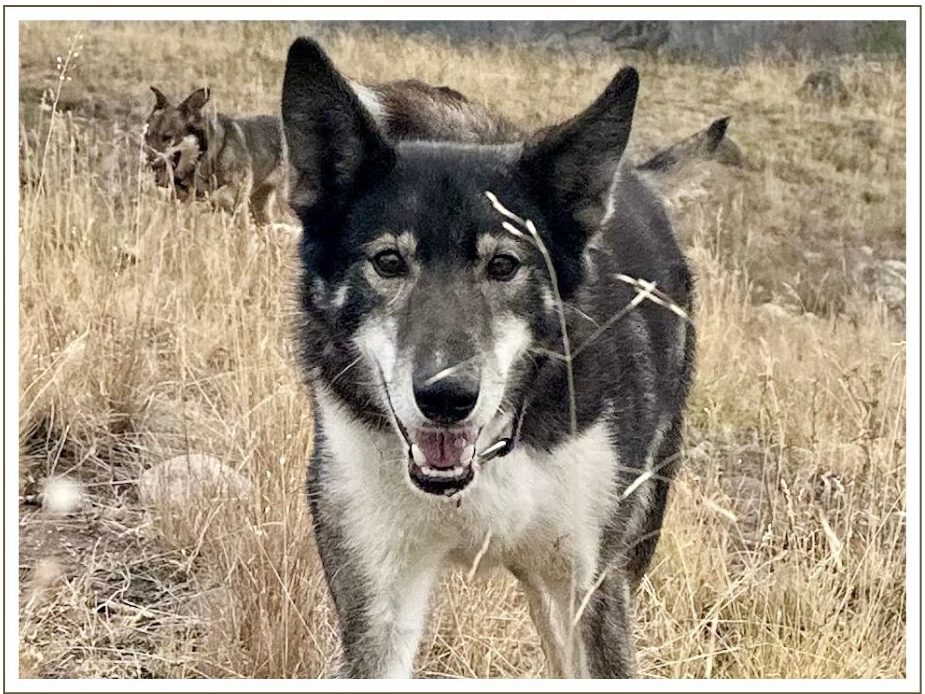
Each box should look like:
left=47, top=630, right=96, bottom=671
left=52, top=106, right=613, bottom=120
left=190, top=111, right=226, bottom=186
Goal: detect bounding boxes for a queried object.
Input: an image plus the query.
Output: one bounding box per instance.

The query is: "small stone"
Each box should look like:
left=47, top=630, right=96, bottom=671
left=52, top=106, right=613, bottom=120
left=851, top=119, right=882, bottom=148
left=41, top=477, right=83, bottom=516
left=138, top=454, right=251, bottom=508
left=756, top=302, right=790, bottom=321
left=797, top=70, right=850, bottom=105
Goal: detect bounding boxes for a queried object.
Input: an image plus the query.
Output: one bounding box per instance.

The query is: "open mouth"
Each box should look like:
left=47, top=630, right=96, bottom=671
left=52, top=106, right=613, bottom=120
left=375, top=364, right=520, bottom=499
left=407, top=427, right=478, bottom=497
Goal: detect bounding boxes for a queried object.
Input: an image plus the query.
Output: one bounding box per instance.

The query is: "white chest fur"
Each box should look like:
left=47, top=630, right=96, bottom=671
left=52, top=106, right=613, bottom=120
left=315, top=391, right=619, bottom=584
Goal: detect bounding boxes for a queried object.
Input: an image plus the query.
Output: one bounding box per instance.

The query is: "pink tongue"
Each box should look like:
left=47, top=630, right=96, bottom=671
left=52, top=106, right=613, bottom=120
left=414, top=429, right=476, bottom=469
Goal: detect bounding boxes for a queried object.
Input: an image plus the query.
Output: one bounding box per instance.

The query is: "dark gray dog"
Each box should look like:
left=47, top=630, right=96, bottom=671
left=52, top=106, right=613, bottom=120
left=284, top=37, right=698, bottom=679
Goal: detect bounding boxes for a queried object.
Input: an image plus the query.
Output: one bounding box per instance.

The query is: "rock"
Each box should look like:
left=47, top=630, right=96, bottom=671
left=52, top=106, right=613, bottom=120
left=138, top=454, right=251, bottom=508
left=851, top=119, right=882, bottom=148
left=858, top=258, right=905, bottom=316
left=41, top=477, right=84, bottom=516
left=756, top=302, right=791, bottom=321
left=803, top=250, right=824, bottom=264
left=797, top=69, right=850, bottom=105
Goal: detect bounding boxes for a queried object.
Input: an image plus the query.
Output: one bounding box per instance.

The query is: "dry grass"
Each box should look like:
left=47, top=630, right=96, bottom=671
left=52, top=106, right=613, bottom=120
left=18, top=21, right=906, bottom=679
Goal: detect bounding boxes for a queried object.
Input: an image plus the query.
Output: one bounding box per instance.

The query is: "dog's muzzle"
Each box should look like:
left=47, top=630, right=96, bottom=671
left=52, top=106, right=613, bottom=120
left=378, top=368, right=526, bottom=498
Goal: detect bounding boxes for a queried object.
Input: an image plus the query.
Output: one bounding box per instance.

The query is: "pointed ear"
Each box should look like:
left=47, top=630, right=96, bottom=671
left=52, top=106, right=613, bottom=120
left=179, top=87, right=210, bottom=117
left=150, top=86, right=169, bottom=111
left=637, top=115, right=731, bottom=174
left=518, top=67, right=639, bottom=233
left=706, top=116, right=731, bottom=148
left=281, top=37, right=395, bottom=226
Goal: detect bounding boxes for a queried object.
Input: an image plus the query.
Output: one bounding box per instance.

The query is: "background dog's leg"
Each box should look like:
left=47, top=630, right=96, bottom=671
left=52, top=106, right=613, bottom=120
left=210, top=184, right=238, bottom=214
left=578, top=570, right=636, bottom=678
left=234, top=171, right=254, bottom=222
left=249, top=183, right=276, bottom=226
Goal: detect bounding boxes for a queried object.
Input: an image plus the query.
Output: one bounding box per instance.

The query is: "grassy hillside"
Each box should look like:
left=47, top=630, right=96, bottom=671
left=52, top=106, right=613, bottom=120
left=18, top=21, right=906, bottom=678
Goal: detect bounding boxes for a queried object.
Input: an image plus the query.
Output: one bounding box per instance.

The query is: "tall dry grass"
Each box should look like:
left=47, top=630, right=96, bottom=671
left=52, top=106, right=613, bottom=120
left=18, top=21, right=906, bottom=678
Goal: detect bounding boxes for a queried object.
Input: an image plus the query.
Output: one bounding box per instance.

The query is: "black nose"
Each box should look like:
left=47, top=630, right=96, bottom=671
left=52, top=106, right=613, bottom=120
left=413, top=361, right=480, bottom=425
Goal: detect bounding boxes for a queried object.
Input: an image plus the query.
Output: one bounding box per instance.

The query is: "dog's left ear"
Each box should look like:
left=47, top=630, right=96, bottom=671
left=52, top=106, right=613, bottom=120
left=179, top=87, right=210, bottom=118
left=518, top=67, right=639, bottom=235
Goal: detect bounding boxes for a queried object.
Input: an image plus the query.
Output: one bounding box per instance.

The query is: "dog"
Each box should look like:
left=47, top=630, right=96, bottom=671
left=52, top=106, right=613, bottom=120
left=144, top=79, right=523, bottom=225
left=145, top=87, right=285, bottom=224
left=282, top=38, right=696, bottom=678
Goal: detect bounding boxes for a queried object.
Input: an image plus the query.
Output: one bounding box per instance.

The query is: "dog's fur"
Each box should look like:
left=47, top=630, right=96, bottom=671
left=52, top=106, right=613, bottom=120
left=283, top=38, right=696, bottom=679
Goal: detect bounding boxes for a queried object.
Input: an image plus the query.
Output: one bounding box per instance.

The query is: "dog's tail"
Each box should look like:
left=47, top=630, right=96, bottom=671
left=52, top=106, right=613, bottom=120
left=636, top=117, right=737, bottom=176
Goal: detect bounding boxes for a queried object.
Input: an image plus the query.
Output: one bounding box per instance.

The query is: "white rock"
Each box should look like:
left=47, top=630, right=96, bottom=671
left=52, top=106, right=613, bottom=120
left=755, top=302, right=791, bottom=321
left=138, top=453, right=251, bottom=508
left=42, top=477, right=84, bottom=515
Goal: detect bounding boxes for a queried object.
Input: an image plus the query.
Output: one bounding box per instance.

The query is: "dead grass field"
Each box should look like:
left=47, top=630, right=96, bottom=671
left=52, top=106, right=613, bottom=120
left=18, top=21, right=906, bottom=679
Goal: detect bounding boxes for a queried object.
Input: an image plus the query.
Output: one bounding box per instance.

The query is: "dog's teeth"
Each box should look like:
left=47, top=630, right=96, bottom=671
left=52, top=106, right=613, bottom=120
left=419, top=464, right=468, bottom=479
left=410, top=444, right=426, bottom=465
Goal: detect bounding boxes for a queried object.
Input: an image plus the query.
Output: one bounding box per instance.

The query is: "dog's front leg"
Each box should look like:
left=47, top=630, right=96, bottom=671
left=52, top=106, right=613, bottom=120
left=520, top=568, right=636, bottom=678
left=312, top=490, right=441, bottom=677
left=209, top=184, right=238, bottom=214
left=578, top=570, right=636, bottom=678
left=336, top=553, right=441, bottom=678
left=514, top=570, right=590, bottom=678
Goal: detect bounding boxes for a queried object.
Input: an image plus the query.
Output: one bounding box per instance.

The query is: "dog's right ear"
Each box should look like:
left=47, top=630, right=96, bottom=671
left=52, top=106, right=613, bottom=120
left=281, top=37, right=395, bottom=229
left=150, top=86, right=169, bottom=111
left=179, top=88, right=210, bottom=118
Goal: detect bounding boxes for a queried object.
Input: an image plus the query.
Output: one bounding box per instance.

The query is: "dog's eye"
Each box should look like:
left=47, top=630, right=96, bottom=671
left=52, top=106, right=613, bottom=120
left=371, top=250, right=408, bottom=278
left=486, top=253, right=520, bottom=281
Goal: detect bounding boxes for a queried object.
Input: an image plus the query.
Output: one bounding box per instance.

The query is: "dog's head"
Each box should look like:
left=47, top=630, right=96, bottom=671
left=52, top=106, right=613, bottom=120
left=283, top=38, right=638, bottom=497
left=144, top=86, right=209, bottom=199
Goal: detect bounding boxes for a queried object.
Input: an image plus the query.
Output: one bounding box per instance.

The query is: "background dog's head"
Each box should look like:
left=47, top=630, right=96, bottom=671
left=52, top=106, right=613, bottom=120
left=144, top=86, right=209, bottom=199
left=283, top=38, right=638, bottom=497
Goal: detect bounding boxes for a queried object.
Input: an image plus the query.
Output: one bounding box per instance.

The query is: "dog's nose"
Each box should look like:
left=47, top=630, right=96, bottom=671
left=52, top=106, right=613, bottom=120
left=413, top=361, right=480, bottom=425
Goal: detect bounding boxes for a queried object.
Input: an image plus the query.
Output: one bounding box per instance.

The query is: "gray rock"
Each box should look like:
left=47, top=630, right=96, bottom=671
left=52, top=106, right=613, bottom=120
left=797, top=70, right=850, bottom=105
left=138, top=454, right=251, bottom=508
left=858, top=258, right=905, bottom=315
left=756, top=302, right=792, bottom=321
left=851, top=119, right=882, bottom=148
